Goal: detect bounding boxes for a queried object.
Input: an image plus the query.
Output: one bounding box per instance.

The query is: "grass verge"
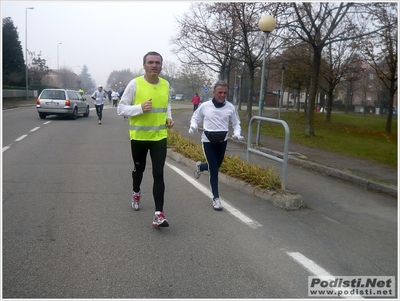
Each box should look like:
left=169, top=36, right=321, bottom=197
left=239, top=110, right=397, bottom=167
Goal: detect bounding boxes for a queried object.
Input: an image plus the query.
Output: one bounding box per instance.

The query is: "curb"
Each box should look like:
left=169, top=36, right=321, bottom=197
left=167, top=149, right=304, bottom=210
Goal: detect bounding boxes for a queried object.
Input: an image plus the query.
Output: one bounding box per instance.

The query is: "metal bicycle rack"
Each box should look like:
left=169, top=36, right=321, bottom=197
left=247, top=116, right=290, bottom=189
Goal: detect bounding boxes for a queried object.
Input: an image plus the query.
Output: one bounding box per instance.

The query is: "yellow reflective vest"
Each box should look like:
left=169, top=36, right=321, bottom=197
left=129, top=76, right=169, bottom=141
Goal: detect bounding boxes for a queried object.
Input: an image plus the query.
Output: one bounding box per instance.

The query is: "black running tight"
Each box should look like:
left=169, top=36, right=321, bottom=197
left=201, top=141, right=227, bottom=199
left=130, top=138, right=167, bottom=212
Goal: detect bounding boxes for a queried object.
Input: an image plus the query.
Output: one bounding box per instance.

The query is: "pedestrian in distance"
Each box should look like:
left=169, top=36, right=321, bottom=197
left=117, top=51, right=174, bottom=227
left=111, top=90, right=120, bottom=107
left=107, top=89, right=112, bottom=104
left=91, top=85, right=107, bottom=124
left=119, top=85, right=128, bottom=121
left=188, top=81, right=243, bottom=211
left=191, top=92, right=201, bottom=111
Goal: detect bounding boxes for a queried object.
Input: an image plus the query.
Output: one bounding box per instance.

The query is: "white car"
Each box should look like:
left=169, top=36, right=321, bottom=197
left=36, top=89, right=90, bottom=120
left=175, top=94, right=185, bottom=101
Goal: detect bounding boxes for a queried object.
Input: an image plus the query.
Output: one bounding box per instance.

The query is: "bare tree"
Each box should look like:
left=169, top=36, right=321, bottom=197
left=361, top=3, right=397, bottom=133
left=282, top=3, right=376, bottom=136
left=171, top=2, right=286, bottom=121
left=175, top=63, right=212, bottom=97
left=210, top=2, right=286, bottom=121
left=319, top=39, right=360, bottom=122
left=342, top=55, right=365, bottom=114
left=170, top=2, right=238, bottom=81
left=279, top=42, right=313, bottom=113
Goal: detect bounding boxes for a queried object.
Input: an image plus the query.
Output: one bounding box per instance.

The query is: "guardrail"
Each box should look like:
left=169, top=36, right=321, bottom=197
left=247, top=116, right=290, bottom=189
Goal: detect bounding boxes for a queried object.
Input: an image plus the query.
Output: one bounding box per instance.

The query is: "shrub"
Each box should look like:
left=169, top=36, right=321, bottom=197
left=167, top=129, right=282, bottom=190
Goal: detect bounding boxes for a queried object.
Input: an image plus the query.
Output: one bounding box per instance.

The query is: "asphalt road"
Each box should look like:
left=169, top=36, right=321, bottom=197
left=2, top=103, right=397, bottom=298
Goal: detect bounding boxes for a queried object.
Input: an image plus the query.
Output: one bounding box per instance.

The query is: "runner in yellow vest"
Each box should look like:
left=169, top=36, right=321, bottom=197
left=117, top=51, right=174, bottom=227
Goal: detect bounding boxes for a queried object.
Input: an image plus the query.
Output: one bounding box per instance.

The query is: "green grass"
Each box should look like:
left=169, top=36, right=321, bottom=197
left=239, top=110, right=397, bottom=166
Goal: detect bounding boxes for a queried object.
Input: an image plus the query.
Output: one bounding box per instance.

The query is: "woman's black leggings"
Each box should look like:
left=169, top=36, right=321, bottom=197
left=130, top=138, right=167, bottom=212
left=95, top=104, right=104, bottom=120
left=201, top=141, right=227, bottom=199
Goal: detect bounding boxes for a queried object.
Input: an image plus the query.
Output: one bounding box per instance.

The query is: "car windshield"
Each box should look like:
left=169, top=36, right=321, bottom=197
left=41, top=90, right=65, bottom=100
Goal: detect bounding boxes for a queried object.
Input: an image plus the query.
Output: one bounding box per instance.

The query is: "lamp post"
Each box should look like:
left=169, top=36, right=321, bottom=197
left=278, top=62, right=286, bottom=119
left=57, top=42, right=61, bottom=87
left=256, top=14, right=276, bottom=146
left=25, top=7, right=34, bottom=101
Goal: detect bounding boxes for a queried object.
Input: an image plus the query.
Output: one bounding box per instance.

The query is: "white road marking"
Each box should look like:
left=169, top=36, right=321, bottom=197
left=287, top=252, right=363, bottom=299
left=166, top=161, right=262, bottom=229
left=4, top=121, right=51, bottom=152
left=15, top=135, right=27, bottom=141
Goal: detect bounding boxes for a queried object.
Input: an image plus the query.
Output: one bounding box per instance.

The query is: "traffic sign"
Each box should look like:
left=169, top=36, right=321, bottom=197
left=204, top=87, right=209, bottom=92
left=234, top=84, right=238, bottom=91
left=276, top=89, right=280, bottom=95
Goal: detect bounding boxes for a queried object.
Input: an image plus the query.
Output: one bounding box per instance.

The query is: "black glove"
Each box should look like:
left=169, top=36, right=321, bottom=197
left=92, top=96, right=95, bottom=100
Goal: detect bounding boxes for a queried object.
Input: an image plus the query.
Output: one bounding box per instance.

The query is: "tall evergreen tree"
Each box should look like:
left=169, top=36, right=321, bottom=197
left=3, top=17, right=25, bottom=86
left=79, top=65, right=95, bottom=92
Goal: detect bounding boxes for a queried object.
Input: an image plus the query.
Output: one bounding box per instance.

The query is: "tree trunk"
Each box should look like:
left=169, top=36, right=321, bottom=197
left=306, top=47, right=321, bottom=136
left=386, top=85, right=395, bottom=133
left=326, top=89, right=334, bottom=122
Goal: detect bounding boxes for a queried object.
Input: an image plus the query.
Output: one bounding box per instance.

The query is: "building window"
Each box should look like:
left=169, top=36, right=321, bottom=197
left=369, top=73, right=374, bottom=80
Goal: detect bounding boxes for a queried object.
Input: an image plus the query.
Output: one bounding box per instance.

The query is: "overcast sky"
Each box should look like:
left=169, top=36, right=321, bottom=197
left=2, top=1, right=194, bottom=89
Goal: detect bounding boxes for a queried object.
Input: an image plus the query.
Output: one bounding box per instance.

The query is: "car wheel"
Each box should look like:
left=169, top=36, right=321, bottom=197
left=70, top=108, right=78, bottom=120
left=39, top=112, right=46, bottom=119
left=83, top=106, right=89, bottom=117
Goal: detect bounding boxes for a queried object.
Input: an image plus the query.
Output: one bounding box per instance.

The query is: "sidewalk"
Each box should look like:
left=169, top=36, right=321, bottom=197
left=171, top=109, right=397, bottom=198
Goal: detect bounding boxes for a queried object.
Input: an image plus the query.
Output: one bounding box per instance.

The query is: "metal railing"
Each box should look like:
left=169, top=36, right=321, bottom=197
left=247, top=116, right=290, bottom=189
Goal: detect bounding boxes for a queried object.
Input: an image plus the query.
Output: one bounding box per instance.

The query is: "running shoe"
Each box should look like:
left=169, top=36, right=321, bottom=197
left=132, top=191, right=140, bottom=211
left=152, top=211, right=169, bottom=227
left=194, top=161, right=202, bottom=179
left=213, top=198, right=222, bottom=211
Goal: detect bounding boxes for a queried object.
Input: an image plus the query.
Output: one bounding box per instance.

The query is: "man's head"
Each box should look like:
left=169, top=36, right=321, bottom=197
left=213, top=81, right=228, bottom=103
left=98, top=85, right=103, bottom=91
left=143, top=51, right=163, bottom=65
left=143, top=51, right=163, bottom=81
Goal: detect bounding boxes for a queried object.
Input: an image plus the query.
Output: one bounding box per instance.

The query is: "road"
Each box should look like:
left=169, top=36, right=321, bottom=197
left=2, top=104, right=397, bottom=298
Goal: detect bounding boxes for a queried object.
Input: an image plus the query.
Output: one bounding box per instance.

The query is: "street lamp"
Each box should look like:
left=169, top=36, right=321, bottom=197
left=57, top=42, right=61, bottom=87
left=25, top=7, right=34, bottom=101
left=256, top=14, right=276, bottom=146
left=278, top=62, right=286, bottom=119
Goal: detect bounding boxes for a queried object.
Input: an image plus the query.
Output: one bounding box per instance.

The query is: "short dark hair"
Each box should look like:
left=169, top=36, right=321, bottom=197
left=143, top=51, right=163, bottom=65
left=213, top=81, right=228, bottom=91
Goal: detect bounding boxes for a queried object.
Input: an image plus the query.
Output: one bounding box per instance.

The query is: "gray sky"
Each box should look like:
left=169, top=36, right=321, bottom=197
left=2, top=1, right=194, bottom=88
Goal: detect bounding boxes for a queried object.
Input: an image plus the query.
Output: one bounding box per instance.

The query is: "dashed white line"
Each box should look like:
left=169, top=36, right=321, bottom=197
left=287, top=252, right=363, bottom=299
left=15, top=135, right=28, bottom=141
left=287, top=252, right=331, bottom=276
left=166, top=161, right=262, bottom=229
left=4, top=121, right=51, bottom=152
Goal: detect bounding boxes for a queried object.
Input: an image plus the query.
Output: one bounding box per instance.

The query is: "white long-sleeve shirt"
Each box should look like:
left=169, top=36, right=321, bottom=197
left=111, top=91, right=120, bottom=100
left=190, top=99, right=241, bottom=143
left=91, top=90, right=107, bottom=105
left=117, top=76, right=172, bottom=119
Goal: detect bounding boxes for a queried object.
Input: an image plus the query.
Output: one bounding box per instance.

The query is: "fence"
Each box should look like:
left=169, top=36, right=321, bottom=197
left=3, top=89, right=38, bottom=98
